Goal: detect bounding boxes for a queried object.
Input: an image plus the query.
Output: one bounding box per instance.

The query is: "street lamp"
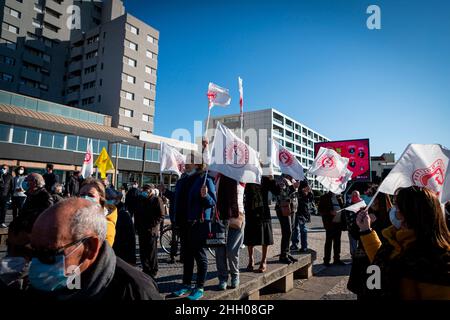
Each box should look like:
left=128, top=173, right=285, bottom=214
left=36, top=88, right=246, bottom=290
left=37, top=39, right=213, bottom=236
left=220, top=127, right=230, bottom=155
left=110, top=139, right=127, bottom=187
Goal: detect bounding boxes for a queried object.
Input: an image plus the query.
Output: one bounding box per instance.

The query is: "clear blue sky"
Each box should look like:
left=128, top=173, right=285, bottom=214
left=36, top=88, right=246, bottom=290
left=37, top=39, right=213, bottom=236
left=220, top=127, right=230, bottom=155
left=124, top=0, right=450, bottom=157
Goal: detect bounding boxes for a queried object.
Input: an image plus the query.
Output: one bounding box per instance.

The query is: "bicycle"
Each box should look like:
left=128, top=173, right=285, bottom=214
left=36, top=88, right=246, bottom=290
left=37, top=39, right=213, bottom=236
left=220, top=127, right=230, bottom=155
left=160, top=223, right=216, bottom=258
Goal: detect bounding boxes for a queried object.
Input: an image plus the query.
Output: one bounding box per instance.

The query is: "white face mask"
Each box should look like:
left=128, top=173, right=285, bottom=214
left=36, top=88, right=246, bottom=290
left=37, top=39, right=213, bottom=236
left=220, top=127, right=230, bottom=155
left=1, top=168, right=7, bottom=174
left=389, top=207, right=402, bottom=229
left=18, top=169, right=24, bottom=175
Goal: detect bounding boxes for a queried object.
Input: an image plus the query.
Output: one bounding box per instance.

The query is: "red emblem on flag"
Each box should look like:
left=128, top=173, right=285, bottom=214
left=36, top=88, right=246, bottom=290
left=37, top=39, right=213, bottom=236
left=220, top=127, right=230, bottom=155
left=84, top=152, right=92, bottom=163
left=412, top=159, right=445, bottom=193
left=279, top=149, right=294, bottom=166
left=320, top=156, right=336, bottom=170
left=224, top=140, right=249, bottom=168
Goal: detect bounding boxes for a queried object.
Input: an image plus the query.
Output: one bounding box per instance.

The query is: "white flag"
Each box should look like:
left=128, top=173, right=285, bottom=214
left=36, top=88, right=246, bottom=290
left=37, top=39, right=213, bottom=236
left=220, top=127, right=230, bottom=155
left=238, top=77, right=243, bottom=114
left=378, top=144, right=450, bottom=203
left=271, top=139, right=305, bottom=181
left=207, top=82, right=231, bottom=109
left=316, top=167, right=353, bottom=194
left=208, top=122, right=262, bottom=184
left=160, top=142, right=186, bottom=177
left=340, top=200, right=367, bottom=213
left=308, top=147, right=350, bottom=179
left=81, top=138, right=94, bottom=178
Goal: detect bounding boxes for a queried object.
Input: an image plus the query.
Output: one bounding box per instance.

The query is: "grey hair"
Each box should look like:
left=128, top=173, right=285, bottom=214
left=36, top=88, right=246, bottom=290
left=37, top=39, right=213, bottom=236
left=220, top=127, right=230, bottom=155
left=28, top=173, right=45, bottom=188
left=70, top=204, right=107, bottom=242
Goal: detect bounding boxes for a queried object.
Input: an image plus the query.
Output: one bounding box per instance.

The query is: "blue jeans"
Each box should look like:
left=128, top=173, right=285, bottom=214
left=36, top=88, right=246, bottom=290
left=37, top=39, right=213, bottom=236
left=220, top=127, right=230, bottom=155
left=215, top=220, right=244, bottom=282
left=291, top=213, right=308, bottom=249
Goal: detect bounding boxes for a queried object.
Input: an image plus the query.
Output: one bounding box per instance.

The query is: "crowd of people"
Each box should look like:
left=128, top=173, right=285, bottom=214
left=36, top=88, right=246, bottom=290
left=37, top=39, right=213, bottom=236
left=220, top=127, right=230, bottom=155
left=0, top=160, right=449, bottom=300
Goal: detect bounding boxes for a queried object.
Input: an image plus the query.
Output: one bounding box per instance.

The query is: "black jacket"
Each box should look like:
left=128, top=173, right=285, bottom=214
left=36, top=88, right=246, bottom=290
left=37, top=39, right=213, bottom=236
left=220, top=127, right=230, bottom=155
left=66, top=175, right=80, bottom=197
left=0, top=173, right=13, bottom=197
left=125, top=187, right=140, bottom=216
left=135, top=195, right=165, bottom=236
left=42, top=172, right=58, bottom=192
left=20, top=187, right=53, bottom=230
left=113, top=204, right=137, bottom=265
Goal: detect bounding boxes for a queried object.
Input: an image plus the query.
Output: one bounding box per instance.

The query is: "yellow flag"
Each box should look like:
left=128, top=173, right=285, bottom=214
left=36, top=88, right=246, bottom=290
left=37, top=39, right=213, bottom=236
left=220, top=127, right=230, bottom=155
left=94, top=147, right=115, bottom=179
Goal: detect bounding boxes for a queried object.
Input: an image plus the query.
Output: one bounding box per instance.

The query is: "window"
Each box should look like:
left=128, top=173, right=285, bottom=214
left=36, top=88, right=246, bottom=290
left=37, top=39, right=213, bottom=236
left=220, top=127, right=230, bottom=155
left=119, top=126, right=132, bottom=133
left=45, top=7, right=61, bottom=19
left=144, top=82, right=151, bottom=90
left=3, top=23, right=19, bottom=34
left=12, top=127, right=26, bottom=144
left=0, top=124, right=11, bottom=142
left=124, top=56, right=137, bottom=67
left=0, top=73, right=13, bottom=82
left=121, top=90, right=134, bottom=101
left=66, top=135, right=77, bottom=151
left=141, top=130, right=151, bottom=135
left=136, top=147, right=143, bottom=160
left=98, top=95, right=101, bottom=103
left=127, top=24, right=139, bottom=35
left=84, top=65, right=97, bottom=75
left=25, top=129, right=39, bottom=146
left=43, top=22, right=59, bottom=33
left=127, top=40, right=138, bottom=51
left=87, top=35, right=99, bottom=45
left=83, top=81, right=96, bottom=90
left=6, top=7, right=21, bottom=18
left=53, top=134, right=65, bottom=149
left=34, top=4, right=43, bottom=13
left=120, top=108, right=133, bottom=118
left=123, top=73, right=135, bottom=84
left=40, top=132, right=53, bottom=148
left=32, top=18, right=42, bottom=28
left=77, top=137, right=87, bottom=152
left=120, top=144, right=128, bottom=157
left=143, top=98, right=151, bottom=106
left=145, top=66, right=155, bottom=74
left=85, top=50, right=98, bottom=59
left=82, top=97, right=95, bottom=106
left=147, top=35, right=157, bottom=44
left=128, top=146, right=136, bottom=159
left=142, top=114, right=151, bottom=122
left=146, top=50, right=153, bottom=59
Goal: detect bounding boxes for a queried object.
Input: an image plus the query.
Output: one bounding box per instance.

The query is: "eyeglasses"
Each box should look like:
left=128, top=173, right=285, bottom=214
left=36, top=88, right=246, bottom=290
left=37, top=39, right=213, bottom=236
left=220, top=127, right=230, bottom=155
left=32, top=237, right=91, bottom=265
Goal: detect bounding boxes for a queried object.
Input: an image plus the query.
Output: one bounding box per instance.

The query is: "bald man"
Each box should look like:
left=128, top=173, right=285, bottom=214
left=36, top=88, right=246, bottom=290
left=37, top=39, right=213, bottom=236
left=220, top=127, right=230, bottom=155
left=28, top=198, right=161, bottom=300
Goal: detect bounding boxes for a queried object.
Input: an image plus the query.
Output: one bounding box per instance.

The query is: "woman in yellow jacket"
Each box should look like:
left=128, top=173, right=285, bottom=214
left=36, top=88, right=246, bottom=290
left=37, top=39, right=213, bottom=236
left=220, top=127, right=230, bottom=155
left=356, top=186, right=450, bottom=300
left=79, top=178, right=117, bottom=247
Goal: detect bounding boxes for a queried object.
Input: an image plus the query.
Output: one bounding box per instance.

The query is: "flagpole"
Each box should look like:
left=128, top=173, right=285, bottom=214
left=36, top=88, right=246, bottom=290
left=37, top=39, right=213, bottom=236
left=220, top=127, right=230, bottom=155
left=203, top=105, right=212, bottom=185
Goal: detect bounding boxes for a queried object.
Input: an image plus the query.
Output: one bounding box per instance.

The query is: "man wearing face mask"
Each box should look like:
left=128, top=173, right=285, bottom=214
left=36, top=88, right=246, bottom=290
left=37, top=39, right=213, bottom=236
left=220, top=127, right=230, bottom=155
left=22, top=198, right=162, bottom=300
left=125, top=181, right=140, bottom=218
left=20, top=173, right=53, bottom=230
left=134, top=184, right=165, bottom=278
left=0, top=164, right=13, bottom=228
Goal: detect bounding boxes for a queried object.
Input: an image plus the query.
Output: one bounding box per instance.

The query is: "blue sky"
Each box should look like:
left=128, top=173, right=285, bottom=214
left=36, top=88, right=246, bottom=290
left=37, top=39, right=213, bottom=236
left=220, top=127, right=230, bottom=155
left=124, top=0, right=450, bottom=157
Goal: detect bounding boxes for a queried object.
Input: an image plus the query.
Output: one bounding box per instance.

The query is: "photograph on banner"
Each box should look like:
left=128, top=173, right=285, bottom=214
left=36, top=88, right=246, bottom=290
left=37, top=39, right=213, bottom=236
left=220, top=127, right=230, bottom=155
left=314, top=139, right=371, bottom=182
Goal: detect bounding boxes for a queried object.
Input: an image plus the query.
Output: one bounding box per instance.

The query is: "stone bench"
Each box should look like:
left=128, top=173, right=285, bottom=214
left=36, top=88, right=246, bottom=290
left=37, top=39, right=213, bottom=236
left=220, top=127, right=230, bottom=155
left=203, top=252, right=314, bottom=300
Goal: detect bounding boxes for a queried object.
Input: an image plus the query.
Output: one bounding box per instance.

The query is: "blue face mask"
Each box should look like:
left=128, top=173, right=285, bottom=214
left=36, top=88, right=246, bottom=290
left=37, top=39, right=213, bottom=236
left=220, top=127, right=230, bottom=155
left=29, top=255, right=68, bottom=292
left=141, top=192, right=149, bottom=198
left=81, top=195, right=98, bottom=205
left=105, top=199, right=115, bottom=206
left=389, top=207, right=402, bottom=229
left=28, top=243, right=82, bottom=292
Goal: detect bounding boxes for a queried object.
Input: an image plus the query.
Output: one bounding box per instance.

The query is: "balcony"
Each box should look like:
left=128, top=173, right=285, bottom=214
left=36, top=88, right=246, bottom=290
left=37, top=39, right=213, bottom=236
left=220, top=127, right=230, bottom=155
left=67, top=76, right=81, bottom=87
left=68, top=61, right=82, bottom=73
left=44, top=0, right=63, bottom=14
left=70, top=46, right=83, bottom=59
left=21, top=67, right=42, bottom=83
left=22, top=51, right=44, bottom=67
left=273, top=117, right=283, bottom=126
left=24, top=39, right=46, bottom=52
left=43, top=12, right=61, bottom=29
left=65, top=91, right=80, bottom=103
left=18, top=84, right=40, bottom=98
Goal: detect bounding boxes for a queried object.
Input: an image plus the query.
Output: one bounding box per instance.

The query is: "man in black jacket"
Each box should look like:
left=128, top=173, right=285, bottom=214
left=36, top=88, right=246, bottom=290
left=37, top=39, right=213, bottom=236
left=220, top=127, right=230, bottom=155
left=66, top=171, right=81, bottom=197
left=26, top=198, right=161, bottom=300
left=42, top=163, right=58, bottom=193
left=0, top=164, right=13, bottom=228
left=21, top=173, right=53, bottom=229
left=125, top=181, right=140, bottom=217
left=134, top=184, right=165, bottom=278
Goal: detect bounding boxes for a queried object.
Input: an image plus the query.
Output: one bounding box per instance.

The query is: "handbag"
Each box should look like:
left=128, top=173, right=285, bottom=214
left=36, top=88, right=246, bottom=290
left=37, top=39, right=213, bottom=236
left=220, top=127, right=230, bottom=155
left=199, top=208, right=227, bottom=247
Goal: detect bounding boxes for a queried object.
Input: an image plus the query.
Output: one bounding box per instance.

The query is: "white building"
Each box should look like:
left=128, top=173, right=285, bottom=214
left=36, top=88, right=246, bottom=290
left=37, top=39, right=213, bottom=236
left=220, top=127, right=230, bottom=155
left=208, top=108, right=330, bottom=190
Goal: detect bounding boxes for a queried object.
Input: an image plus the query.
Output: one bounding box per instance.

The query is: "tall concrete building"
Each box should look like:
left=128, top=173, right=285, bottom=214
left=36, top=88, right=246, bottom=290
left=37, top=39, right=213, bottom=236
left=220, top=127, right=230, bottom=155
left=208, top=108, right=330, bottom=189
left=0, top=0, right=159, bottom=136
